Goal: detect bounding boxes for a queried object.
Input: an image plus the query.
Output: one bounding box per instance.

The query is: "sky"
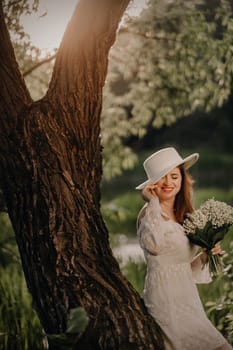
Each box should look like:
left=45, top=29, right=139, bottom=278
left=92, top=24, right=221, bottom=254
left=21, top=0, right=148, bottom=55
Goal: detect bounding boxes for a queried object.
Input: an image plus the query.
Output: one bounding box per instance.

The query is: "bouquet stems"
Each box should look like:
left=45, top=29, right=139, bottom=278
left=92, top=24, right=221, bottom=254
left=207, top=252, right=223, bottom=277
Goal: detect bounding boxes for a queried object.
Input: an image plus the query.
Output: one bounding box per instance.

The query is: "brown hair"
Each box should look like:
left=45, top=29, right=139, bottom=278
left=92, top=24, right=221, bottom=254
left=174, top=166, right=195, bottom=224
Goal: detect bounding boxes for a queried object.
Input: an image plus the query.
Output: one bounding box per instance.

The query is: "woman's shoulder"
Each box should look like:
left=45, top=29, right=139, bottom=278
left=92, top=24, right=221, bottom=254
left=136, top=203, right=148, bottom=229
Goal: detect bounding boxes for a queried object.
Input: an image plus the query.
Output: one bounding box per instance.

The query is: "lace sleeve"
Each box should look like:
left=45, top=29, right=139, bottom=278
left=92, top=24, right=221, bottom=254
left=137, top=197, right=165, bottom=255
left=191, top=253, right=212, bottom=284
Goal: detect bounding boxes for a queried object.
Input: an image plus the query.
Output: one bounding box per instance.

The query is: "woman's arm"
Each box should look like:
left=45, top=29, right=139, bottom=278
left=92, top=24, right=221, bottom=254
left=191, top=252, right=212, bottom=284
left=137, top=195, right=165, bottom=255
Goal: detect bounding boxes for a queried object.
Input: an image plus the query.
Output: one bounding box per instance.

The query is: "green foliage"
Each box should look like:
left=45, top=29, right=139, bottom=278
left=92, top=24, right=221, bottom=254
left=121, top=259, right=146, bottom=295
left=3, top=0, right=39, bottom=39
left=0, top=213, right=19, bottom=267
left=201, top=247, right=233, bottom=344
left=102, top=0, right=233, bottom=178
left=0, top=211, right=89, bottom=350
left=0, top=266, right=45, bottom=350
left=102, top=191, right=143, bottom=236
left=127, top=0, right=233, bottom=117
left=194, top=187, right=233, bottom=208
left=0, top=213, right=45, bottom=350
left=48, top=307, right=89, bottom=350
left=3, top=0, right=41, bottom=72
left=3, top=0, right=55, bottom=101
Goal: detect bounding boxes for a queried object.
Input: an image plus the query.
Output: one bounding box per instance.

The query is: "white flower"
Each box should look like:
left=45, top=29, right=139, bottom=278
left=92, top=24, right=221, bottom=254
left=200, top=198, right=233, bottom=228
left=182, top=198, right=233, bottom=277
left=183, top=209, right=207, bottom=234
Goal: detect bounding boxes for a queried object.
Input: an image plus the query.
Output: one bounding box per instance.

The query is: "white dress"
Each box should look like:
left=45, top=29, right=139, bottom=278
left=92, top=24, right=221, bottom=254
left=137, top=197, right=232, bottom=350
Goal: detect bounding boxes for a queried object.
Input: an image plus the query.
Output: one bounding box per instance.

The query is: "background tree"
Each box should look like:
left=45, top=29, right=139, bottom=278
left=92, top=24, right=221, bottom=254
left=5, top=0, right=233, bottom=179
left=102, top=0, right=233, bottom=176
left=0, top=0, right=164, bottom=349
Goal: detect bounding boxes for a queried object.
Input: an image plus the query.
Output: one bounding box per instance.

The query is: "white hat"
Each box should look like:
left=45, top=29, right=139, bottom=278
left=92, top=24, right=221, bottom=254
left=136, top=147, right=199, bottom=190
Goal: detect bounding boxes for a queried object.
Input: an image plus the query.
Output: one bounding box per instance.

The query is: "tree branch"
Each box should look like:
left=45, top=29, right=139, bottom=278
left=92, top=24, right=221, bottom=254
left=0, top=1, right=32, bottom=119
left=47, top=0, right=131, bottom=98
left=23, top=53, right=56, bottom=77
left=43, top=0, right=131, bottom=194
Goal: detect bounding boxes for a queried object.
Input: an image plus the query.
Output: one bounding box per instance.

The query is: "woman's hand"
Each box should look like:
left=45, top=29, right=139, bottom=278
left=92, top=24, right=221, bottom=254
left=142, top=184, right=157, bottom=202
left=200, top=243, right=226, bottom=264
left=211, top=243, right=226, bottom=256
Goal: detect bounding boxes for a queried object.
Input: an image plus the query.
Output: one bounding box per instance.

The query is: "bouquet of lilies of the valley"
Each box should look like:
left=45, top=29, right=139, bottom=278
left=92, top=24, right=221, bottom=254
left=183, top=199, right=233, bottom=276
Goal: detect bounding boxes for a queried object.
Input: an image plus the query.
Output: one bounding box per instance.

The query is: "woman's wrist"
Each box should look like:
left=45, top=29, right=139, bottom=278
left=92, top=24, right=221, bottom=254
left=200, top=250, right=208, bottom=264
left=142, top=192, right=156, bottom=202
left=142, top=186, right=157, bottom=202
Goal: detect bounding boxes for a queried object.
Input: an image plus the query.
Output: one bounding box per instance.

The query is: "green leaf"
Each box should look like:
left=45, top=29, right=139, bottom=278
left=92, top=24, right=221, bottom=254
left=47, top=307, right=89, bottom=350
left=202, top=221, right=215, bottom=242
left=212, top=228, right=229, bottom=245
left=66, top=307, right=89, bottom=335
left=187, top=233, right=211, bottom=249
left=47, top=334, right=72, bottom=350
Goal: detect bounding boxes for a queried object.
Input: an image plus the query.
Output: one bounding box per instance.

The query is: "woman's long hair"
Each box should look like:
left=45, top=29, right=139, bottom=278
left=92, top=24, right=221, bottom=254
left=175, top=166, right=195, bottom=224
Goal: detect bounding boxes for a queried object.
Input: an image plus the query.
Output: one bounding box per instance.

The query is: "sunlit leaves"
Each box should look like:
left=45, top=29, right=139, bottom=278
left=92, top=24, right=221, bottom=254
left=3, top=0, right=54, bottom=100
left=3, top=0, right=39, bottom=40
left=102, top=0, right=233, bottom=178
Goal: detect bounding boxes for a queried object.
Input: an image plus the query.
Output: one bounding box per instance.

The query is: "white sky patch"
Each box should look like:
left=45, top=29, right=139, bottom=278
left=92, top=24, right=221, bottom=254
left=20, top=0, right=148, bottom=55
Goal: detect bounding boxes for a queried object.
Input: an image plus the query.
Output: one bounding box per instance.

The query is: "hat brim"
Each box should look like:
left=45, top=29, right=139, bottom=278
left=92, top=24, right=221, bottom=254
left=135, top=153, right=199, bottom=190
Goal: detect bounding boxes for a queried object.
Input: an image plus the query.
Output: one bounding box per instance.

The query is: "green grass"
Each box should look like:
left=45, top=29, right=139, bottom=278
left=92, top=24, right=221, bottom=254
left=0, top=266, right=45, bottom=350
left=102, top=191, right=144, bottom=237
left=121, top=259, right=146, bottom=295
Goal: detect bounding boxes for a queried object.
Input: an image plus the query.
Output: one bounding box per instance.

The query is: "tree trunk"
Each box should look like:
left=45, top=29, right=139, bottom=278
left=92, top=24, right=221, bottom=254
left=0, top=1, right=164, bottom=349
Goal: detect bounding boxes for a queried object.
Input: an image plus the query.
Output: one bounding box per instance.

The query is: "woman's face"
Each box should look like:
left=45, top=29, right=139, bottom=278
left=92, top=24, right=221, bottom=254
left=153, top=166, right=182, bottom=201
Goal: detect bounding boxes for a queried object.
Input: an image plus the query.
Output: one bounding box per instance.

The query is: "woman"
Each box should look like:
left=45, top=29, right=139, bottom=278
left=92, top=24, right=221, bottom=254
left=136, top=147, right=232, bottom=350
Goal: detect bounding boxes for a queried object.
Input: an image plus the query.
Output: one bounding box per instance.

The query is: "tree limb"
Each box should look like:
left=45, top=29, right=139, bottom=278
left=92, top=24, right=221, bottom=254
left=47, top=0, right=131, bottom=99
left=23, top=53, right=56, bottom=77
left=43, top=0, right=132, bottom=194
left=0, top=1, right=32, bottom=120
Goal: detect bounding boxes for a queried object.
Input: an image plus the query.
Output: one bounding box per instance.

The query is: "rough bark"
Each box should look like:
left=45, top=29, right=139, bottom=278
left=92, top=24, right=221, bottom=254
left=0, top=1, right=165, bottom=349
